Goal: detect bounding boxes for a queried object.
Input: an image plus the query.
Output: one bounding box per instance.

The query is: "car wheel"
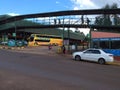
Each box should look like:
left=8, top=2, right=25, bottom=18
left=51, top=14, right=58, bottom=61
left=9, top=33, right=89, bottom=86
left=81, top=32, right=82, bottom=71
left=98, top=58, right=105, bottom=64
left=75, top=55, right=81, bottom=61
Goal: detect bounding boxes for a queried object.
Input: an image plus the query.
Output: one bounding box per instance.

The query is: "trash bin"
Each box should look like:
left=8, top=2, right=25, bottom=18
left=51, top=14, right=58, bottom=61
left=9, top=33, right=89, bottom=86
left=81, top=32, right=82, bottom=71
left=8, top=40, right=16, bottom=47
left=16, top=40, right=23, bottom=47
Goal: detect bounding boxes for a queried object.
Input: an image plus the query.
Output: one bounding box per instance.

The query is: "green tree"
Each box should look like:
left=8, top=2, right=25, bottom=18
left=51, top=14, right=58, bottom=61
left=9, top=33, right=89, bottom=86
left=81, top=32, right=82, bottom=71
left=111, top=3, right=119, bottom=25
left=94, top=3, right=120, bottom=26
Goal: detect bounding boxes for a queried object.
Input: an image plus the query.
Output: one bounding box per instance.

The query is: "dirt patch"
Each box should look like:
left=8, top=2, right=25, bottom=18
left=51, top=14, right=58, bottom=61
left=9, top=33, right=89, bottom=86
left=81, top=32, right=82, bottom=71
left=114, top=56, right=120, bottom=61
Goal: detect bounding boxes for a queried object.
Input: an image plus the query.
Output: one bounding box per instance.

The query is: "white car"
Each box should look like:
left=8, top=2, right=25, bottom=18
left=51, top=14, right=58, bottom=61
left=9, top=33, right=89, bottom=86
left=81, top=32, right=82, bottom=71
left=72, top=49, right=114, bottom=64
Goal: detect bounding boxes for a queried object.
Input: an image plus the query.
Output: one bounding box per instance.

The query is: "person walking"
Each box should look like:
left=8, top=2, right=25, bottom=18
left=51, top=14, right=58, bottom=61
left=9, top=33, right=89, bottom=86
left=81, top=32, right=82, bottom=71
left=48, top=44, right=52, bottom=50
left=86, top=17, right=90, bottom=25
left=62, top=45, right=66, bottom=54
left=81, top=15, right=84, bottom=25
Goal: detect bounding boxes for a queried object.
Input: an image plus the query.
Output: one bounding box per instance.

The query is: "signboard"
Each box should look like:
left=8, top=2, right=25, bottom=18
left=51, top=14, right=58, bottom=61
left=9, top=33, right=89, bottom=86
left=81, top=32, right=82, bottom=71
left=12, top=33, right=16, bottom=37
left=92, top=38, right=120, bottom=41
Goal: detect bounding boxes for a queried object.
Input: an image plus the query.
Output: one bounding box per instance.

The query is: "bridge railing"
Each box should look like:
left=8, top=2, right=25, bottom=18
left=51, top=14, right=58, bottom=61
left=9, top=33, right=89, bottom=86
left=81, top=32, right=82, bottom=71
left=26, top=15, right=96, bottom=26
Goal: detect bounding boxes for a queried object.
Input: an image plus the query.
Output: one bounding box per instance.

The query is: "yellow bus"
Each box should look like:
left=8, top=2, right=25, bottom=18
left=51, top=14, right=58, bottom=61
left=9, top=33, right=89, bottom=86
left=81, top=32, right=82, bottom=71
left=28, top=34, right=63, bottom=46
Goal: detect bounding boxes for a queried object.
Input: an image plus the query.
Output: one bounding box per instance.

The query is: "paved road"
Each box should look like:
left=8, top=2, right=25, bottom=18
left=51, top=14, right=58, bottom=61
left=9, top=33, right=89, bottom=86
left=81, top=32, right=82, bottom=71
left=0, top=48, right=120, bottom=90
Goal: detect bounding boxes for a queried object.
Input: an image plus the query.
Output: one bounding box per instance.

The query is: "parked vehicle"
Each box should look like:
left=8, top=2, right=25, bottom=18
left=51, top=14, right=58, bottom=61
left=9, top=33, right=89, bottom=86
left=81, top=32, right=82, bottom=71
left=28, top=34, right=62, bottom=46
left=72, top=48, right=114, bottom=64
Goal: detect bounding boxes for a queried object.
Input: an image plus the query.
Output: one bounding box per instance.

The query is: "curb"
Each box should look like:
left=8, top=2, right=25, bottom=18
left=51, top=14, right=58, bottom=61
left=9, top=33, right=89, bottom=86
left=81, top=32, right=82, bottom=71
left=107, top=61, right=120, bottom=66
left=0, top=46, right=25, bottom=50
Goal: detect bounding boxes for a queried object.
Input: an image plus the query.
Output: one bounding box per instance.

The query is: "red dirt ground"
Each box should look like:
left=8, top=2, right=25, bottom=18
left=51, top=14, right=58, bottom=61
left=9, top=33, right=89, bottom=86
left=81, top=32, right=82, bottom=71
left=114, top=56, right=120, bottom=61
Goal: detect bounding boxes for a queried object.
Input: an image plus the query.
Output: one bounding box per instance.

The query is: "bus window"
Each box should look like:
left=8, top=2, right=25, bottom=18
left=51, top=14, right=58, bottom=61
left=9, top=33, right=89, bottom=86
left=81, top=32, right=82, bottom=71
left=35, top=39, right=50, bottom=42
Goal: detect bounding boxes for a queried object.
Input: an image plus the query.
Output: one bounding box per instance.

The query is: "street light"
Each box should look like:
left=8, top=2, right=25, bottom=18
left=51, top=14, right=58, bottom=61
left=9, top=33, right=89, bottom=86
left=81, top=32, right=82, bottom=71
left=14, top=22, right=17, bottom=46
left=12, top=21, right=17, bottom=46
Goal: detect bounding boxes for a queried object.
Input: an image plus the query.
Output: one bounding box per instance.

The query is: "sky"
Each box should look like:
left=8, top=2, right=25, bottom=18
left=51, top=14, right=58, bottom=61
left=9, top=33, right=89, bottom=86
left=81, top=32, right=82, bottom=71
left=1, top=0, right=120, bottom=35
left=1, top=0, right=120, bottom=15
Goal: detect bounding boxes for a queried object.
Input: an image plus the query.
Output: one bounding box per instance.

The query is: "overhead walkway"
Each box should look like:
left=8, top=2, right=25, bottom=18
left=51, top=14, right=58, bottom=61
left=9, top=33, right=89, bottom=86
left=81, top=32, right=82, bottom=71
left=0, top=9, right=120, bottom=32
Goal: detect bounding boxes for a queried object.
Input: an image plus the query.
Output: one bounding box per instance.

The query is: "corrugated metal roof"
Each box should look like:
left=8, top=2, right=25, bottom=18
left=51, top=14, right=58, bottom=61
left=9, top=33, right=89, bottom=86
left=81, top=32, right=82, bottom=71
left=19, top=28, right=85, bottom=40
left=92, top=31, right=120, bottom=38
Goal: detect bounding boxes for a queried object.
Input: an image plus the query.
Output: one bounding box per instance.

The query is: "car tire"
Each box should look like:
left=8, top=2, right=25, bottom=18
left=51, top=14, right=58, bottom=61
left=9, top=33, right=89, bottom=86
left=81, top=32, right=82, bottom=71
left=75, top=55, right=81, bottom=61
left=98, top=58, right=105, bottom=64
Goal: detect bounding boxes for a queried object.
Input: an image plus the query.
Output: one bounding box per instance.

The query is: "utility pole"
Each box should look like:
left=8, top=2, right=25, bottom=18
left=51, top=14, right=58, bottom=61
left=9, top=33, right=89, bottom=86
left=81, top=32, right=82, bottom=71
left=62, top=18, right=64, bottom=46
left=14, top=18, right=17, bottom=47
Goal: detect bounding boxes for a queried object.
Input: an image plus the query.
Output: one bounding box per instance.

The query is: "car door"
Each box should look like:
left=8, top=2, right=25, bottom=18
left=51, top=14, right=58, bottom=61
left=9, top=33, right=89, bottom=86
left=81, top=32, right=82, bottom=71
left=89, top=50, right=101, bottom=62
left=81, top=50, right=93, bottom=61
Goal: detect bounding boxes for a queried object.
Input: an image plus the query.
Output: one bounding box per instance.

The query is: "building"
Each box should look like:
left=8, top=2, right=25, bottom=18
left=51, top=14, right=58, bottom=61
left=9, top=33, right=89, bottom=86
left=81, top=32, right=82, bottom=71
left=0, top=15, right=85, bottom=46
left=91, top=31, right=120, bottom=56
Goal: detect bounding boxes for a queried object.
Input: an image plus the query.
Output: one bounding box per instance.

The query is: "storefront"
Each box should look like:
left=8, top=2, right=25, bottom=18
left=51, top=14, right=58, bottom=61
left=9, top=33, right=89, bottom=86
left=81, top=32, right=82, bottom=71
left=92, top=37, right=120, bottom=49
left=91, top=31, right=120, bottom=56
